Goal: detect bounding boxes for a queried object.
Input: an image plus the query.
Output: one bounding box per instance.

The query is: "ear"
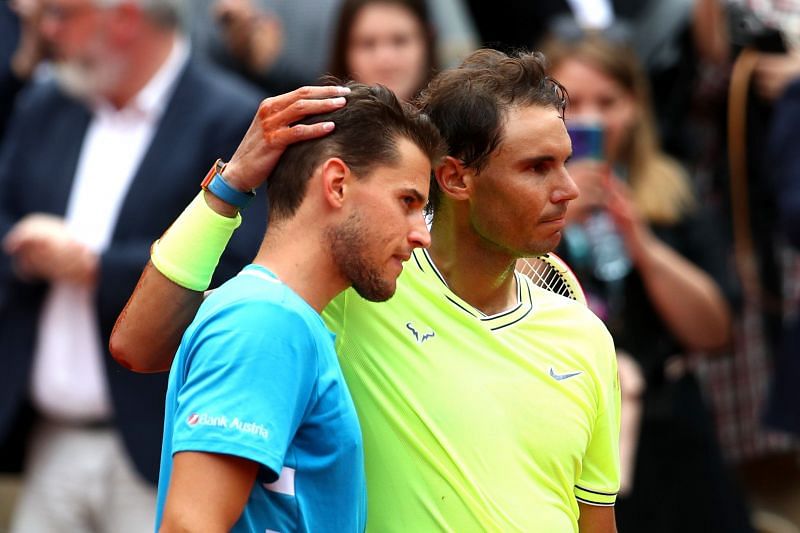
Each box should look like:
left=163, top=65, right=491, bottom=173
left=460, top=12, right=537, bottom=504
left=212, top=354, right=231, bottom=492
left=320, top=157, right=350, bottom=209
left=434, top=156, right=471, bottom=202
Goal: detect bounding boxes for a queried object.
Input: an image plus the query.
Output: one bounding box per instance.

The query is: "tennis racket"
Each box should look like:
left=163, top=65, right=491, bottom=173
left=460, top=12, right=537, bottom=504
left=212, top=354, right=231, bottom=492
left=516, top=253, right=587, bottom=305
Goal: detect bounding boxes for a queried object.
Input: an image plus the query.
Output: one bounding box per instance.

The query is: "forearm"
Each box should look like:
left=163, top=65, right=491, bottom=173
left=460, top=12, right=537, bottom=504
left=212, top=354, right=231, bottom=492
left=110, top=262, right=203, bottom=373
left=109, top=191, right=241, bottom=372
left=578, top=503, right=617, bottom=533
left=692, top=0, right=729, bottom=66
left=632, top=230, right=731, bottom=350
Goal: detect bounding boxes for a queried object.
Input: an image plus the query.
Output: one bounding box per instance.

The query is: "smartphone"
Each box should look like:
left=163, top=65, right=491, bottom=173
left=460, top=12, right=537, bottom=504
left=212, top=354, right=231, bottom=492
left=567, top=122, right=604, bottom=161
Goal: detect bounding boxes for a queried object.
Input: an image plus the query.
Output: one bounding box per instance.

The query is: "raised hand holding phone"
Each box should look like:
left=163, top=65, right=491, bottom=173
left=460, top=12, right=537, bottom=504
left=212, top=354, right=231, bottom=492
left=565, top=121, right=609, bottom=222
left=564, top=120, right=632, bottom=282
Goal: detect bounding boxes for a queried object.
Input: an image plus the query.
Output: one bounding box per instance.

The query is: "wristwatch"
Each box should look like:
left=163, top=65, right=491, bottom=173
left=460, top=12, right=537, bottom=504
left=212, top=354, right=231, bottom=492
left=201, top=158, right=256, bottom=209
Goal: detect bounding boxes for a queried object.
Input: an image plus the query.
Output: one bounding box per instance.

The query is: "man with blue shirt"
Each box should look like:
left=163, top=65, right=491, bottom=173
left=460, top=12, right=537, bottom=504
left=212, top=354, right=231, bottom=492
left=154, top=82, right=444, bottom=532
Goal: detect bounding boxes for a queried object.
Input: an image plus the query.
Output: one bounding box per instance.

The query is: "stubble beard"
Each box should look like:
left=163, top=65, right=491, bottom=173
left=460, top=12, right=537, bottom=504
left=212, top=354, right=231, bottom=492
left=327, top=212, right=396, bottom=302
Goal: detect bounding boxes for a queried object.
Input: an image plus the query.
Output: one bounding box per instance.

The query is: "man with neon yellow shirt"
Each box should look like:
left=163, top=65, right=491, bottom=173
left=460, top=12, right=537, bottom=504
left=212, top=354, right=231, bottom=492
left=112, top=49, right=620, bottom=532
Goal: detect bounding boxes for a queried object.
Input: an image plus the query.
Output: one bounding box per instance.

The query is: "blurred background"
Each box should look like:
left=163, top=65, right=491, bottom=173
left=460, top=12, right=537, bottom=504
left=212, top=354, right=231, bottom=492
left=1, top=0, right=800, bottom=531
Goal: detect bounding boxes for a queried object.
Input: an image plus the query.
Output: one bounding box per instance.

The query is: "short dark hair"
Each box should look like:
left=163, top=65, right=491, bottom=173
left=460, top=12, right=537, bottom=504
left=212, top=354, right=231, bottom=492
left=417, top=49, right=567, bottom=212
left=267, top=80, right=445, bottom=222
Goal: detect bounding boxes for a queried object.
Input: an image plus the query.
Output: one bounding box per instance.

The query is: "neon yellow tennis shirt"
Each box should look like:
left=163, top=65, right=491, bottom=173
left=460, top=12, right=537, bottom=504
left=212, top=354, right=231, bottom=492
left=323, top=248, right=620, bottom=532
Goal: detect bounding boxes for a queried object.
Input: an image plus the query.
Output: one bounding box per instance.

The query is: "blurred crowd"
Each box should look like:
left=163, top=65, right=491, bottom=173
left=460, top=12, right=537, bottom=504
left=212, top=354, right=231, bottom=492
left=0, top=0, right=799, bottom=531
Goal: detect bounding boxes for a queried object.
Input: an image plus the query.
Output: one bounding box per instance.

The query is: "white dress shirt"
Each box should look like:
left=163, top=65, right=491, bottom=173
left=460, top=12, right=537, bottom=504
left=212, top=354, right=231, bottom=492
left=30, top=38, right=190, bottom=422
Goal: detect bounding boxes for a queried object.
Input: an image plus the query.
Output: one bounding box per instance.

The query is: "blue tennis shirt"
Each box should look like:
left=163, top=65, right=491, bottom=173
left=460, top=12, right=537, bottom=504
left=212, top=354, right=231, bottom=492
left=155, top=264, right=366, bottom=532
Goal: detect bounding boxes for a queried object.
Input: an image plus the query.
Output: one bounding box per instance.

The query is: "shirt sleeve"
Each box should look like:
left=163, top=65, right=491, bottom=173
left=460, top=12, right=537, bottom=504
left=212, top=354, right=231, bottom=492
left=170, top=297, right=319, bottom=479
left=575, top=326, right=621, bottom=506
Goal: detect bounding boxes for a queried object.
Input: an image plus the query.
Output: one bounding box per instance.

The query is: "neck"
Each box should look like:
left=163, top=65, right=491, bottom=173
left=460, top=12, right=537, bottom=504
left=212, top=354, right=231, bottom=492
left=428, top=205, right=518, bottom=315
left=106, top=28, right=176, bottom=108
left=252, top=221, right=348, bottom=314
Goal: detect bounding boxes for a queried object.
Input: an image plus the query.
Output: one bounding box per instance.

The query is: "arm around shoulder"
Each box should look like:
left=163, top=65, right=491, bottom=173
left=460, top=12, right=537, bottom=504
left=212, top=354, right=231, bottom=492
left=110, top=261, right=204, bottom=373
left=110, top=190, right=242, bottom=373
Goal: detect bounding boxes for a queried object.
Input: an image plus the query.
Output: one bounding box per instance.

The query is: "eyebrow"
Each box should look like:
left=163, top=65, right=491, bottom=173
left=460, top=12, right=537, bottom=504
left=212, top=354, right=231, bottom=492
left=522, top=155, right=556, bottom=166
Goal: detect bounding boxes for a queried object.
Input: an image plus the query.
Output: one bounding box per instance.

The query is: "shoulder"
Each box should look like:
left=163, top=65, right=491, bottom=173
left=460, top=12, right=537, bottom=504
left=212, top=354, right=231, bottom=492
left=176, top=282, right=326, bottom=381
left=194, top=275, right=325, bottom=349
left=561, top=297, right=614, bottom=352
left=525, top=282, right=616, bottom=365
left=158, top=60, right=262, bottom=161
left=12, top=78, right=81, bottom=122
left=178, top=58, right=263, bottom=115
left=526, top=277, right=606, bottom=330
left=1, top=79, right=88, bottom=154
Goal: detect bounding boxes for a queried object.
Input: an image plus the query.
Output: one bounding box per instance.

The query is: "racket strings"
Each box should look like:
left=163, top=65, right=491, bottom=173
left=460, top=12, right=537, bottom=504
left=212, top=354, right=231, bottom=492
left=519, top=257, right=575, bottom=300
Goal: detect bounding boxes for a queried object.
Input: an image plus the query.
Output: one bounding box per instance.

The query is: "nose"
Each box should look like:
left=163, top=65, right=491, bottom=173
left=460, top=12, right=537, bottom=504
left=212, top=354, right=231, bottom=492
left=555, top=166, right=580, bottom=204
left=408, top=213, right=432, bottom=249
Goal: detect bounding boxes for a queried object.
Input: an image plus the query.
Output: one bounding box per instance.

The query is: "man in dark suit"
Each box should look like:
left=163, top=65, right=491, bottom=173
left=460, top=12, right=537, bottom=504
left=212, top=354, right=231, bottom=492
left=0, top=0, right=265, bottom=530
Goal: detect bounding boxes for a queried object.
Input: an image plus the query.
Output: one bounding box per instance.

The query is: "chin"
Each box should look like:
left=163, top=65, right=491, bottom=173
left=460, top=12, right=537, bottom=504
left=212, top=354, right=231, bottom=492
left=548, top=231, right=564, bottom=250
left=542, top=231, right=564, bottom=252
left=523, top=235, right=561, bottom=257
left=53, top=63, right=95, bottom=99
left=352, top=277, right=396, bottom=302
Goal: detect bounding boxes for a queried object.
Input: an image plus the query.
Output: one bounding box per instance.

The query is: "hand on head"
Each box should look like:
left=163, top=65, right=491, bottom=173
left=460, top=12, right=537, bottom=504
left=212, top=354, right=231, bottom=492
left=222, top=85, right=351, bottom=194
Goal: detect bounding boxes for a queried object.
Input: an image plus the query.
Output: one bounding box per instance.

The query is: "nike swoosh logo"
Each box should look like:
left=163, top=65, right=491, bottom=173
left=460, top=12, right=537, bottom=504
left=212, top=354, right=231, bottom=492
left=549, top=368, right=583, bottom=381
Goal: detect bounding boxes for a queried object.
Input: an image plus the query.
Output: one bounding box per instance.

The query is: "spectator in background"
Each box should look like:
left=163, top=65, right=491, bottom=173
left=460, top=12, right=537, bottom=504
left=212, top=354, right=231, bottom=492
left=0, top=1, right=22, bottom=139
left=752, top=0, right=800, bottom=446
left=425, top=0, right=478, bottom=71
left=187, top=0, right=340, bottom=94
left=716, top=0, right=800, bottom=467
left=0, top=0, right=48, bottom=141
left=328, top=0, right=436, bottom=102
left=466, top=0, right=732, bottom=168
left=542, top=32, right=754, bottom=533
left=763, top=69, right=800, bottom=437
left=186, top=0, right=477, bottom=95
left=0, top=0, right=266, bottom=530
